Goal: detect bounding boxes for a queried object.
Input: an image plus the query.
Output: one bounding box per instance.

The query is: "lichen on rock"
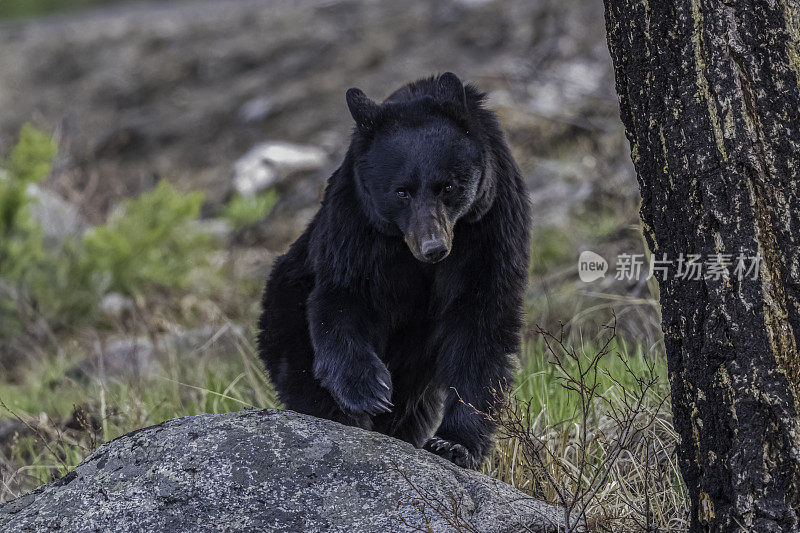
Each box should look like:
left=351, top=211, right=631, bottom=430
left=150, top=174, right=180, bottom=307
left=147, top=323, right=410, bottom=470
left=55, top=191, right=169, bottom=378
left=0, top=409, right=563, bottom=532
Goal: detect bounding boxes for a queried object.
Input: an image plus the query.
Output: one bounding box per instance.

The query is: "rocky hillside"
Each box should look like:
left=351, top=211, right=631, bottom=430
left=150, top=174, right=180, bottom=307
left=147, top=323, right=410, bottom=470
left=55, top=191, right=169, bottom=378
left=0, top=1, right=626, bottom=223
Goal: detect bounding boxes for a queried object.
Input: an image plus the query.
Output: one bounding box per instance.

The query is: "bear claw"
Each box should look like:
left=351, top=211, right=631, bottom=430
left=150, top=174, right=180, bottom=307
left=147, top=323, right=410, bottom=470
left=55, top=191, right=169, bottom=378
left=424, top=437, right=480, bottom=469
left=322, top=351, right=394, bottom=417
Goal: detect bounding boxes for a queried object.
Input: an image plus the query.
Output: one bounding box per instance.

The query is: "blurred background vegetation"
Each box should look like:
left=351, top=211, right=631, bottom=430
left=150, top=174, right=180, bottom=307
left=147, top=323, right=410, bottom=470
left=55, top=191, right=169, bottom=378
left=0, top=0, right=177, bottom=19
left=0, top=0, right=680, bottom=529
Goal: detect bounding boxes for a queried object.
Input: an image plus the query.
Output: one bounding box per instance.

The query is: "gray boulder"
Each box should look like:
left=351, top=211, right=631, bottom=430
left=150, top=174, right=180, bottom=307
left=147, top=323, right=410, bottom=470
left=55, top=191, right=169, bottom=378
left=0, top=409, right=563, bottom=532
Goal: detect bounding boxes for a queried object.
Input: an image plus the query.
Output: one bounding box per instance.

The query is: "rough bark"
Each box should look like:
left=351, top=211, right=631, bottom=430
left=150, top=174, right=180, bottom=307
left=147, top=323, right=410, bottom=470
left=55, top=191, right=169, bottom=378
left=603, top=0, right=800, bottom=530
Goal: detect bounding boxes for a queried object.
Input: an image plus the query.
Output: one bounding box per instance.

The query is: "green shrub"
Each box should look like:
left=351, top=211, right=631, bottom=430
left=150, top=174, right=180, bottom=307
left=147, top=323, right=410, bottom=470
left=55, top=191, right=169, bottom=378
left=1, top=126, right=219, bottom=338
left=5, top=124, right=57, bottom=185
left=223, top=190, right=277, bottom=230
left=0, top=125, right=58, bottom=335
left=0, top=125, right=54, bottom=273
left=84, top=180, right=213, bottom=296
left=0, top=126, right=107, bottom=335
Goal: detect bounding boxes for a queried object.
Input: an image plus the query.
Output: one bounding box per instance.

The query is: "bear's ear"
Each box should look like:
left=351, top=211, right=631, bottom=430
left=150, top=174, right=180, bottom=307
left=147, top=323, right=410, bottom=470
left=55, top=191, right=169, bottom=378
left=435, top=72, right=467, bottom=112
left=346, top=88, right=379, bottom=131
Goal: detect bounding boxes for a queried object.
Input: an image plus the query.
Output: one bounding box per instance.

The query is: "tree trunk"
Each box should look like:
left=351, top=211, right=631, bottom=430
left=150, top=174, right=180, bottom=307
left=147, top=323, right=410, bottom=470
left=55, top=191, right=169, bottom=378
left=603, top=0, right=800, bottom=530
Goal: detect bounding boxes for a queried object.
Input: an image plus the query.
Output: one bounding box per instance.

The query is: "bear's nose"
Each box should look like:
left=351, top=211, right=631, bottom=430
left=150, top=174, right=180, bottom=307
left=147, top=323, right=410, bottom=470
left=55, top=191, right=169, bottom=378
left=421, top=239, right=448, bottom=263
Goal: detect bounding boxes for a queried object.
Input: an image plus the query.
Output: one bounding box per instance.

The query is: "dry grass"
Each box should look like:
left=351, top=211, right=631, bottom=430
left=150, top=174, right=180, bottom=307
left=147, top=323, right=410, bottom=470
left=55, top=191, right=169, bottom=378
left=482, top=324, right=687, bottom=532
left=485, top=392, right=686, bottom=531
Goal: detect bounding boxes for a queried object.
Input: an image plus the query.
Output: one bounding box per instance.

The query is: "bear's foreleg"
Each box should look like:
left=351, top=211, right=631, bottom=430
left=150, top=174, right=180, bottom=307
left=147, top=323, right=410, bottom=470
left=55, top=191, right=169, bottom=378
left=307, top=285, right=393, bottom=418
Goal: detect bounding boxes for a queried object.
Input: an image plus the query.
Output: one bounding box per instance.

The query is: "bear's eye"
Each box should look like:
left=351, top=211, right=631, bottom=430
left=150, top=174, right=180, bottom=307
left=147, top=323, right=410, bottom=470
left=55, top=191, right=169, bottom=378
left=396, top=188, right=409, bottom=199
left=443, top=184, right=454, bottom=193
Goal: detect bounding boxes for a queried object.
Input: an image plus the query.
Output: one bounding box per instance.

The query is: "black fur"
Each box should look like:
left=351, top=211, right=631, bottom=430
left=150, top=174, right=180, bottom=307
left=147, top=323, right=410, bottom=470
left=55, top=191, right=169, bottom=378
left=258, top=73, right=531, bottom=468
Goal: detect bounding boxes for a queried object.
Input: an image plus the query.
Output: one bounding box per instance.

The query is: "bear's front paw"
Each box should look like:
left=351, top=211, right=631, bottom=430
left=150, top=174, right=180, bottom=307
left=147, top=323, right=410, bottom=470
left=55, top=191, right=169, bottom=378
left=424, top=437, right=480, bottom=469
left=321, top=351, right=393, bottom=417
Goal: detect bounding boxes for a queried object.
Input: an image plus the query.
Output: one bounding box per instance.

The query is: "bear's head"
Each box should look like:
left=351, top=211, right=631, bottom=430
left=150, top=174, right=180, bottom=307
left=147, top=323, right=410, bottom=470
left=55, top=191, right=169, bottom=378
left=346, top=73, right=490, bottom=264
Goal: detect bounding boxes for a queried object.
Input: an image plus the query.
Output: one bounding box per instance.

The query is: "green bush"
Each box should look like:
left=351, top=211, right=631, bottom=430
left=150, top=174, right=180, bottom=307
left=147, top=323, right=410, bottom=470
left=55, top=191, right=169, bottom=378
left=0, top=125, right=218, bottom=338
left=223, top=190, right=277, bottom=230
left=0, top=125, right=55, bottom=275
left=0, top=125, right=59, bottom=335
left=5, top=124, right=57, bottom=185
left=84, top=181, right=213, bottom=296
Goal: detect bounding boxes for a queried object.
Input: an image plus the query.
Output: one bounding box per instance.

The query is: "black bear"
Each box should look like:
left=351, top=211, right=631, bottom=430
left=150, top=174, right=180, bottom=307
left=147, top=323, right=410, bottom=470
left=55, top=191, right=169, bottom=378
left=258, top=73, right=530, bottom=468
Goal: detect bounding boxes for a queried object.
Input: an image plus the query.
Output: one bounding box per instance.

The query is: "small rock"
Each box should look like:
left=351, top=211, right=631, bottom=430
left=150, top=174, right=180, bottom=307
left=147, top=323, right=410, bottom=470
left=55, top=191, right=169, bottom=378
left=0, top=419, right=27, bottom=447
left=98, top=293, right=134, bottom=318
left=194, top=217, right=233, bottom=241
left=65, top=325, right=243, bottom=383
left=233, top=141, right=327, bottom=197
left=66, top=337, right=156, bottom=383
left=156, top=324, right=243, bottom=354
left=237, top=97, right=274, bottom=123
left=25, top=184, right=86, bottom=245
